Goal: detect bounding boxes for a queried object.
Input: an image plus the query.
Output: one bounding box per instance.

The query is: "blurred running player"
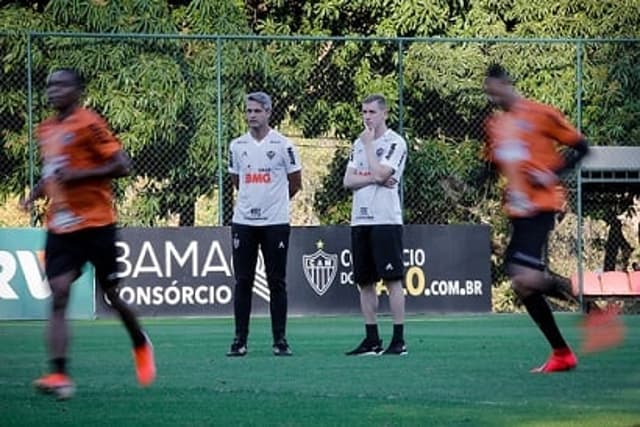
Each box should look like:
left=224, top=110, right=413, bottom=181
left=21, top=68, right=155, bottom=399
left=483, top=64, right=591, bottom=373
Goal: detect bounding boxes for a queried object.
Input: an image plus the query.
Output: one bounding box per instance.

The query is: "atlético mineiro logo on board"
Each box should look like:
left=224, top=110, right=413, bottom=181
left=302, top=241, right=337, bottom=296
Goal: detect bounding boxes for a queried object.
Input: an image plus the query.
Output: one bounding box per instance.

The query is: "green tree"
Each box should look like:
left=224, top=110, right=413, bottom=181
left=251, top=0, right=640, bottom=274
left=1, top=0, right=639, bottom=240
left=1, top=0, right=251, bottom=226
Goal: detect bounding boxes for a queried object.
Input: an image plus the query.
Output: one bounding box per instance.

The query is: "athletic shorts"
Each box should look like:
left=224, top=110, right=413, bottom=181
left=505, top=212, right=556, bottom=271
left=45, top=224, right=120, bottom=290
left=351, top=224, right=404, bottom=285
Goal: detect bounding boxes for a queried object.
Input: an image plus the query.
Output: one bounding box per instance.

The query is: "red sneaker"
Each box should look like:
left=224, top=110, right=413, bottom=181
left=580, top=305, right=625, bottom=354
left=530, top=348, right=578, bottom=373
left=133, top=335, right=156, bottom=387
left=33, top=373, right=75, bottom=400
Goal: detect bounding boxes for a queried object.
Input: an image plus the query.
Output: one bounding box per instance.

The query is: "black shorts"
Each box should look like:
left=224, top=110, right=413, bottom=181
left=45, top=224, right=120, bottom=290
left=505, top=212, right=556, bottom=271
left=351, top=225, right=404, bottom=285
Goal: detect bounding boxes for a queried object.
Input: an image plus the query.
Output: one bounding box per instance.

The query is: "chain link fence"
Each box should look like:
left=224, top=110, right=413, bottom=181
left=1, top=33, right=639, bottom=291
left=579, top=42, right=640, bottom=277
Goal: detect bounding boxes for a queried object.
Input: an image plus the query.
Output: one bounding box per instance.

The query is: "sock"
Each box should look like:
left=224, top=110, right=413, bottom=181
left=365, top=324, right=380, bottom=343
left=51, top=357, right=67, bottom=374
left=132, top=330, right=148, bottom=348
left=522, top=293, right=568, bottom=350
left=392, top=324, right=404, bottom=343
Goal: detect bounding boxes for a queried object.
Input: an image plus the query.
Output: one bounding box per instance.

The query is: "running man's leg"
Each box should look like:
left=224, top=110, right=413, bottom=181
left=89, top=225, right=155, bottom=386
left=506, top=214, right=576, bottom=372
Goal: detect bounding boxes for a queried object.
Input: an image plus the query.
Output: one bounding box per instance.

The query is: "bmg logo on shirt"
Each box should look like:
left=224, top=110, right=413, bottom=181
left=244, top=172, right=272, bottom=184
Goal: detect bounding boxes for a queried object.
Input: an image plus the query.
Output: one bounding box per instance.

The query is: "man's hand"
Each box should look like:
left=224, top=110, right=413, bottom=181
left=360, top=125, right=375, bottom=145
left=382, top=176, right=397, bottom=188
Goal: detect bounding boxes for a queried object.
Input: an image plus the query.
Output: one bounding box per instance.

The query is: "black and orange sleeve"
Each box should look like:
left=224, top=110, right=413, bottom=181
left=545, top=107, right=582, bottom=147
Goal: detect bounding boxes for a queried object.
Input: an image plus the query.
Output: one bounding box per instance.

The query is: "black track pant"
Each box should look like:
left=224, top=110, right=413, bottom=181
left=231, top=223, right=290, bottom=342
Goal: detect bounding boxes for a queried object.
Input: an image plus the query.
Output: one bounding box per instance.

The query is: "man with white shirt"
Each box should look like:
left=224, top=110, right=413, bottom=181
left=227, top=92, right=302, bottom=357
left=343, top=94, right=408, bottom=356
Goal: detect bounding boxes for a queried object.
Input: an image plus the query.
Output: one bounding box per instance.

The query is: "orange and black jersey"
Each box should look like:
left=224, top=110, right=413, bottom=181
left=37, top=107, right=123, bottom=233
left=484, top=98, right=583, bottom=218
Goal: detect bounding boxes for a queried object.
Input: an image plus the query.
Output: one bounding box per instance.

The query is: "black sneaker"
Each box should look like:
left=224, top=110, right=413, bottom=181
left=345, top=338, right=383, bottom=356
left=383, top=340, right=407, bottom=356
left=226, top=339, right=247, bottom=357
left=272, top=339, right=292, bottom=356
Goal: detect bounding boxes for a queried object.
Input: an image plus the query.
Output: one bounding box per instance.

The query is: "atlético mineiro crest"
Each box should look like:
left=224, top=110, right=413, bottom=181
left=302, top=240, right=337, bottom=296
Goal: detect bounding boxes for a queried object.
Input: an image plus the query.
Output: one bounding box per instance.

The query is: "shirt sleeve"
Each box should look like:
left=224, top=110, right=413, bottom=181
left=283, top=139, right=302, bottom=174
left=379, top=137, right=407, bottom=172
left=545, top=107, right=582, bottom=147
left=228, top=141, right=238, bottom=174
left=346, top=141, right=358, bottom=170
left=88, top=116, right=122, bottom=160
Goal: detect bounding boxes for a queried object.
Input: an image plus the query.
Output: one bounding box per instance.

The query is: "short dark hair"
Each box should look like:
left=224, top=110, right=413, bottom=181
left=362, top=94, right=387, bottom=109
left=246, top=91, right=272, bottom=111
left=49, top=68, right=85, bottom=90
left=486, top=63, right=511, bottom=81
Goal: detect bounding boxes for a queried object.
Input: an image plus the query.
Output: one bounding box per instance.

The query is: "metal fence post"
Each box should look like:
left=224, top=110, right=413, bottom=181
left=575, top=40, right=585, bottom=309
left=216, top=36, right=224, bottom=226
left=26, top=32, right=35, bottom=226
left=397, top=39, right=405, bottom=208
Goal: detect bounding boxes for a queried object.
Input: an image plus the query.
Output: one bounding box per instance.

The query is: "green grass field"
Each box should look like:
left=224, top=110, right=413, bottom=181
left=1, top=314, right=638, bottom=427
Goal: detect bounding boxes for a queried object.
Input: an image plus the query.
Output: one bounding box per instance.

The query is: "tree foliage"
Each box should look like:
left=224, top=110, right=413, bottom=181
left=0, top=0, right=639, bottom=244
left=1, top=0, right=250, bottom=224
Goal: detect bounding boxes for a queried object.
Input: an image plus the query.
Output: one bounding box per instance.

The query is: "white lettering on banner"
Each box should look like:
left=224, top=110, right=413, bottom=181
left=424, top=280, right=484, bottom=296
left=0, top=251, right=19, bottom=299
left=340, top=271, right=353, bottom=285
left=165, top=285, right=180, bottom=305
left=0, top=250, right=50, bottom=300
left=16, top=251, right=50, bottom=299
left=166, top=241, right=198, bottom=277
left=106, top=284, right=233, bottom=306
left=402, top=249, right=425, bottom=267
left=133, top=242, right=163, bottom=278
left=115, top=242, right=131, bottom=278
left=201, top=241, right=232, bottom=277
left=340, top=249, right=351, bottom=268
left=116, top=240, right=233, bottom=279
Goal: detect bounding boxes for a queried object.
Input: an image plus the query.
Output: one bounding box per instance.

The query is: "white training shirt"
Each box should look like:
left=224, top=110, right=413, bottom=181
left=348, top=129, right=407, bottom=225
left=228, top=129, right=302, bottom=226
